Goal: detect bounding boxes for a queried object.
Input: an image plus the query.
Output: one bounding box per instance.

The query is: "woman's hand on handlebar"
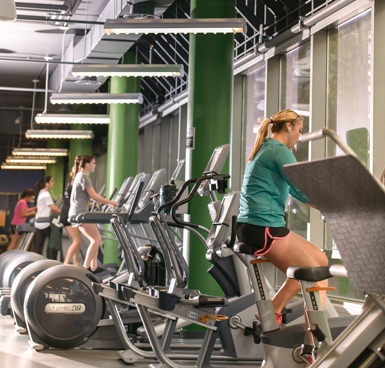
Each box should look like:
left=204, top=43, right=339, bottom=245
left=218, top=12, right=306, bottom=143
left=109, top=200, right=119, bottom=208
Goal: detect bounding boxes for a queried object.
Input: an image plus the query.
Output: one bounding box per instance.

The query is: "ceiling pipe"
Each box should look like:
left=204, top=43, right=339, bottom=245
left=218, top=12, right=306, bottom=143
left=49, top=0, right=173, bottom=93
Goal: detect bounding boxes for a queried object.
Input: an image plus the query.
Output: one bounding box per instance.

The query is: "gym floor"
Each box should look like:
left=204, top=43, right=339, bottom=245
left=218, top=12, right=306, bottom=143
left=0, top=315, right=263, bottom=368
left=0, top=315, right=146, bottom=368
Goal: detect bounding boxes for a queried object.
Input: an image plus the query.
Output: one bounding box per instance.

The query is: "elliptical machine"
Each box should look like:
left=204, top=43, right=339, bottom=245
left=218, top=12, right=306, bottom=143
left=22, top=170, right=165, bottom=350
left=0, top=250, right=44, bottom=316
left=92, top=146, right=271, bottom=367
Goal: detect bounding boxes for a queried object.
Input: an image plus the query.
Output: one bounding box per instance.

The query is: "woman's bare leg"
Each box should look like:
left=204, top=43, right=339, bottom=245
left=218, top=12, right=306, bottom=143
left=63, top=226, right=82, bottom=265
left=7, top=233, right=20, bottom=251
left=264, top=231, right=329, bottom=314
left=79, top=224, right=101, bottom=271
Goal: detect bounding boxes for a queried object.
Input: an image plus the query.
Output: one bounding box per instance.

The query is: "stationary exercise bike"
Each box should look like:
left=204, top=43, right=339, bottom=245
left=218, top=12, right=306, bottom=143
left=282, top=128, right=385, bottom=367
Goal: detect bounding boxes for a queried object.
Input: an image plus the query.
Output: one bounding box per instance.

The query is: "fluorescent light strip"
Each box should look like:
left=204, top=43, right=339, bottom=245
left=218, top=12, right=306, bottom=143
left=25, top=129, right=94, bottom=139
left=104, top=18, right=247, bottom=35
left=35, top=113, right=110, bottom=124
left=50, top=93, right=143, bottom=105
left=72, top=64, right=184, bottom=78
left=12, top=148, right=68, bottom=156
left=6, top=156, right=56, bottom=164
left=1, top=164, right=47, bottom=170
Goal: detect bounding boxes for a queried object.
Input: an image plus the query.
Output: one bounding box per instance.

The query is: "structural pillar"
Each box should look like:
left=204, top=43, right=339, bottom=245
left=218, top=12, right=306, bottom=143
left=104, top=52, right=140, bottom=263
left=186, top=0, right=235, bottom=295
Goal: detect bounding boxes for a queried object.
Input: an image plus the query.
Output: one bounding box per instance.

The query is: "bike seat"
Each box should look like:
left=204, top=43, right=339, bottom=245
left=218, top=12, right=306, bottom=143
left=287, top=266, right=333, bottom=282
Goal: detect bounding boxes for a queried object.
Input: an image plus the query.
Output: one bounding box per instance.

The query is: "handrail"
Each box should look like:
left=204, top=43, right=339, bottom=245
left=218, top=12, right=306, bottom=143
left=299, top=128, right=358, bottom=158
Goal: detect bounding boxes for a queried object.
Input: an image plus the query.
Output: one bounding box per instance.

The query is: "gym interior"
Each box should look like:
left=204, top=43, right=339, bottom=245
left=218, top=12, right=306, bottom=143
left=0, top=1, right=384, bottom=367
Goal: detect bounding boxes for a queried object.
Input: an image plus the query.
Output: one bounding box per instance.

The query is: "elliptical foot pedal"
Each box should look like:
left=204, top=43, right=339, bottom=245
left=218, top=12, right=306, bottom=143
left=28, top=339, right=45, bottom=351
left=16, top=326, right=27, bottom=334
left=117, top=349, right=142, bottom=364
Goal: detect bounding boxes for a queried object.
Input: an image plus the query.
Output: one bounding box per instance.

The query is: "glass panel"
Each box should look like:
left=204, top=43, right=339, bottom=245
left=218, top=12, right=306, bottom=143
left=327, top=10, right=372, bottom=168
left=324, top=10, right=372, bottom=302
left=281, top=42, right=311, bottom=241
left=245, top=65, right=266, bottom=165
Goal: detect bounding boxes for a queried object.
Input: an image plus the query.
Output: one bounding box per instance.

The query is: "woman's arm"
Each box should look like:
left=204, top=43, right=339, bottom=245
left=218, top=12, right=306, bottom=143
left=86, top=186, right=118, bottom=206
left=49, top=204, right=61, bottom=214
left=274, top=148, right=313, bottom=205
left=20, top=207, right=37, bottom=217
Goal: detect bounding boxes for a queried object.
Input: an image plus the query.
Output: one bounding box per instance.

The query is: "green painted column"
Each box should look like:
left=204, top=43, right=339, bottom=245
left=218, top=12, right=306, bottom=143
left=104, top=52, right=140, bottom=263
left=68, top=124, right=92, bottom=180
left=46, top=141, right=65, bottom=199
left=187, top=0, right=235, bottom=295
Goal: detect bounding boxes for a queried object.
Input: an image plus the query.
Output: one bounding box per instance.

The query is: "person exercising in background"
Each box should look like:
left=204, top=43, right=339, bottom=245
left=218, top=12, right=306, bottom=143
left=236, top=108, right=329, bottom=327
left=68, top=155, right=118, bottom=272
left=7, top=188, right=36, bottom=251
left=34, top=176, right=61, bottom=256
left=61, top=156, right=83, bottom=266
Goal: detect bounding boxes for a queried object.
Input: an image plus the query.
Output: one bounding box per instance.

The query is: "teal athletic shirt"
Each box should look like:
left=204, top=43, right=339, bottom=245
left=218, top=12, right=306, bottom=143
left=238, top=138, right=311, bottom=228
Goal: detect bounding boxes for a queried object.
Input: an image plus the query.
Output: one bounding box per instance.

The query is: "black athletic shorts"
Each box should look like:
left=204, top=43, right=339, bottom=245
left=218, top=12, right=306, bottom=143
left=235, top=222, right=291, bottom=256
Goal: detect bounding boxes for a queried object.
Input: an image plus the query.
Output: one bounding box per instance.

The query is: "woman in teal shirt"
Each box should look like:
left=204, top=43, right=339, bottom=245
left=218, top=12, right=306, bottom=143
left=237, top=108, right=328, bottom=326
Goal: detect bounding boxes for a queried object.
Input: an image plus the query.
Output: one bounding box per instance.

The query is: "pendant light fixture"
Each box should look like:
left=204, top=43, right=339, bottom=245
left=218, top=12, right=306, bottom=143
left=35, top=113, right=110, bottom=125
left=1, top=164, right=47, bottom=170
left=6, top=156, right=56, bottom=164
left=25, top=129, right=94, bottom=139
left=72, top=64, right=184, bottom=78
left=49, top=93, right=143, bottom=105
left=104, top=18, right=246, bottom=35
left=33, top=59, right=101, bottom=131
left=12, top=148, right=68, bottom=156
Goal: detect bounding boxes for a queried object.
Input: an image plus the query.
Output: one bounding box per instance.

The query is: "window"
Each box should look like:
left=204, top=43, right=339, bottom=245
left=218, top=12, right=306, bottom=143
left=327, top=10, right=372, bottom=167
left=281, top=42, right=311, bottom=240
left=138, top=107, right=186, bottom=179
left=245, top=65, right=266, bottom=164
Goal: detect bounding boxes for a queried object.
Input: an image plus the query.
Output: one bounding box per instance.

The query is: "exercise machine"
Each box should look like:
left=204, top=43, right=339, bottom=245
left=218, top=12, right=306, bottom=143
left=282, top=128, right=385, bottom=367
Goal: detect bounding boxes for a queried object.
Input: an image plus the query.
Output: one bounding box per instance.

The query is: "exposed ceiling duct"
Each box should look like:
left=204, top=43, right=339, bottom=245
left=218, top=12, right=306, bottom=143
left=49, top=0, right=173, bottom=94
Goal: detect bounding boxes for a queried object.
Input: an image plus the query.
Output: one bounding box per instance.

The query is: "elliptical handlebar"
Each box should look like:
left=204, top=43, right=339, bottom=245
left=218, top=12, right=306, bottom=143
left=170, top=172, right=229, bottom=229
left=299, top=128, right=358, bottom=158
left=157, top=177, right=197, bottom=215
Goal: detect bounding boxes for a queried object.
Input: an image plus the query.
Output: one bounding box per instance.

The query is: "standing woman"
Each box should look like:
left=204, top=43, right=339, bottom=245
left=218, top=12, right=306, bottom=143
left=236, top=108, right=329, bottom=326
left=34, top=176, right=61, bottom=255
left=7, top=188, right=36, bottom=251
left=60, top=156, right=82, bottom=265
left=68, top=155, right=118, bottom=272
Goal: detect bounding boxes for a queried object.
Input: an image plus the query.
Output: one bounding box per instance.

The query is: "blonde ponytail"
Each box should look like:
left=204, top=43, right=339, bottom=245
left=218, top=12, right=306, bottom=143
left=248, top=109, right=301, bottom=162
left=248, top=118, right=271, bottom=162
